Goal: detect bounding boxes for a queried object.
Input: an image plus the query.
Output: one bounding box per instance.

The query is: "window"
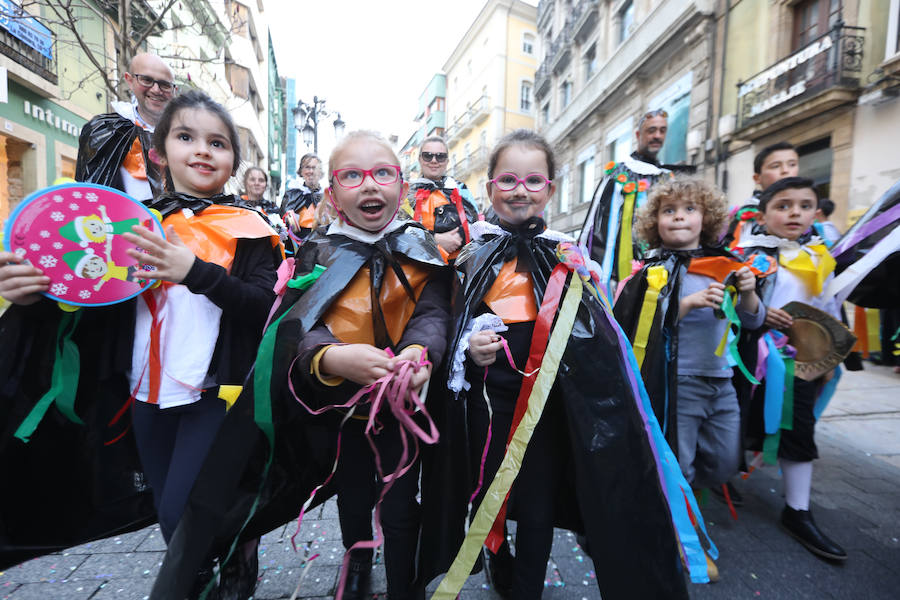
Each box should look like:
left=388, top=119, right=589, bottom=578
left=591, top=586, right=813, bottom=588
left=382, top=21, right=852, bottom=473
left=606, top=117, right=633, bottom=164
left=890, top=0, right=900, bottom=58
left=649, top=71, right=694, bottom=165
left=429, top=97, right=445, bottom=112
left=584, top=44, right=598, bottom=81
left=618, top=1, right=635, bottom=45
left=226, top=62, right=251, bottom=99
left=793, top=0, right=842, bottom=50
left=578, top=153, right=595, bottom=204
left=520, top=81, right=533, bottom=112
left=523, top=32, right=535, bottom=55
left=228, top=0, right=250, bottom=38
left=557, top=166, right=571, bottom=213
left=560, top=81, right=572, bottom=108
left=541, top=102, right=550, bottom=125
left=480, top=130, right=488, bottom=151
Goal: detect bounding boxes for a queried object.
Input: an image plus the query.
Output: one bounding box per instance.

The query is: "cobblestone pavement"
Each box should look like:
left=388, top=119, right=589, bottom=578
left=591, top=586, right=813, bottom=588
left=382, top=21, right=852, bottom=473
left=2, top=366, right=898, bottom=599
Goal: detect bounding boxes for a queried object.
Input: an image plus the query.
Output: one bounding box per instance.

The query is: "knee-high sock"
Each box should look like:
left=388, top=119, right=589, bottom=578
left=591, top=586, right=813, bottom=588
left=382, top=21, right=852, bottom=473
left=780, top=458, right=813, bottom=511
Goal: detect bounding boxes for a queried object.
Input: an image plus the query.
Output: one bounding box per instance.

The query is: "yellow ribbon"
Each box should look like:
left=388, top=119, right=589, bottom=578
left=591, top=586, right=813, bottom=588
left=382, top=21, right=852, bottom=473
left=431, top=274, right=583, bottom=600
left=632, top=265, right=668, bottom=369
left=617, top=191, right=638, bottom=282
left=778, top=244, right=835, bottom=296
left=218, top=385, right=243, bottom=410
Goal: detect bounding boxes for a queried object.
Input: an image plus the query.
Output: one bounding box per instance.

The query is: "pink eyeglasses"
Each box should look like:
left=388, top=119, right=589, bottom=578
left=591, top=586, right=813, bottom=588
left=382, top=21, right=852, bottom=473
left=331, top=164, right=401, bottom=189
left=489, top=172, right=552, bottom=192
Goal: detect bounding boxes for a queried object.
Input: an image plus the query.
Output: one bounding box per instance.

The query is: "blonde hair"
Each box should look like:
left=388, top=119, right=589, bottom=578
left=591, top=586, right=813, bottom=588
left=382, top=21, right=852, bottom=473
left=635, top=177, right=729, bottom=248
left=327, top=130, right=400, bottom=178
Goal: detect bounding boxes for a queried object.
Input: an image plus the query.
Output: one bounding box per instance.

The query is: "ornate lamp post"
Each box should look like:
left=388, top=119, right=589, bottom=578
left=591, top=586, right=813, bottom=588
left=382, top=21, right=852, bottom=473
left=291, top=96, right=345, bottom=154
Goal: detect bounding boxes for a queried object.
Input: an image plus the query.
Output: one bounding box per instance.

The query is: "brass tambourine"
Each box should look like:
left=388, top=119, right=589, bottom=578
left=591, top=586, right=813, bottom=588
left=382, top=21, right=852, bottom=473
left=781, top=301, right=857, bottom=381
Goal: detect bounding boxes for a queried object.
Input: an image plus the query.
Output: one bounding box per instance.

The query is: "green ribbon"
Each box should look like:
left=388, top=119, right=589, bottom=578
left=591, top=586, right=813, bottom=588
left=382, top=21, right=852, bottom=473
left=14, top=311, right=83, bottom=443
left=201, top=264, right=327, bottom=599
left=762, top=352, right=795, bottom=465
left=718, top=289, right=760, bottom=385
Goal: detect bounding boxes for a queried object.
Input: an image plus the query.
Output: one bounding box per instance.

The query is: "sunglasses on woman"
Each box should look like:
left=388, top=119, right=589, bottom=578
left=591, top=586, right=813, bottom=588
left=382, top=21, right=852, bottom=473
left=420, top=152, right=448, bottom=163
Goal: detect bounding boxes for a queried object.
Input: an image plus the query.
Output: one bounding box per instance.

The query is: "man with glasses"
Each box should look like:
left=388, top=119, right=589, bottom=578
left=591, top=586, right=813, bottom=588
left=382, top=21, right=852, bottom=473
left=404, top=136, right=479, bottom=261
left=578, top=109, right=674, bottom=294
left=75, top=53, right=176, bottom=202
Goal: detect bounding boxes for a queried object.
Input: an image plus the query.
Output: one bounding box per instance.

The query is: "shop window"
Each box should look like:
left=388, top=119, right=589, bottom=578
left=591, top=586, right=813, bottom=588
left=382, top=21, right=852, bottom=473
left=649, top=71, right=694, bottom=166
left=797, top=137, right=832, bottom=200
left=59, top=156, right=76, bottom=180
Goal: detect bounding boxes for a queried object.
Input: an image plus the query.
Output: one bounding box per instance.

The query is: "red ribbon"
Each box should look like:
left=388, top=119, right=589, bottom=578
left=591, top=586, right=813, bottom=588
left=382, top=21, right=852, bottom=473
left=485, top=264, right=568, bottom=552
left=141, top=289, right=166, bottom=405
left=450, top=188, right=471, bottom=243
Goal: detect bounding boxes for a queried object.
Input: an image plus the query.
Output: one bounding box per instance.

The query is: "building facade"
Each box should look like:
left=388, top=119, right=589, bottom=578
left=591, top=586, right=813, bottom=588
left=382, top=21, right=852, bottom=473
left=284, top=76, right=298, bottom=185
left=0, top=1, right=108, bottom=223
left=267, top=33, right=284, bottom=198
left=400, top=73, right=448, bottom=181
left=716, top=0, right=894, bottom=228
left=150, top=0, right=271, bottom=195
left=444, top=0, right=538, bottom=210
left=534, top=0, right=717, bottom=235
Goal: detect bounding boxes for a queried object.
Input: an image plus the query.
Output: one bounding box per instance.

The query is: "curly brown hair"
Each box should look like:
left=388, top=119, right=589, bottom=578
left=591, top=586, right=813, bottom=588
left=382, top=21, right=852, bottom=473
left=635, top=177, right=729, bottom=248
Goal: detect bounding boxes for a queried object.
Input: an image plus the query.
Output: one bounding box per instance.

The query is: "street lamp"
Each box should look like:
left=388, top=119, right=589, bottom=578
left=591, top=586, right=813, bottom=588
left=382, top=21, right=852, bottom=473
left=291, top=96, right=345, bottom=154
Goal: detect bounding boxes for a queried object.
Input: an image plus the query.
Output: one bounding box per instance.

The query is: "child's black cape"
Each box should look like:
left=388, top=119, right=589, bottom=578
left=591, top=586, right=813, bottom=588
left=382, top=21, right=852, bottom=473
left=418, top=222, right=689, bottom=599
left=150, top=222, right=446, bottom=599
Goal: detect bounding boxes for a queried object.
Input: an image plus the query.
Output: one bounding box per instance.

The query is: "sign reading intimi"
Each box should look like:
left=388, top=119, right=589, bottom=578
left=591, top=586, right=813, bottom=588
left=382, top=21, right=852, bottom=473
left=22, top=100, right=81, bottom=137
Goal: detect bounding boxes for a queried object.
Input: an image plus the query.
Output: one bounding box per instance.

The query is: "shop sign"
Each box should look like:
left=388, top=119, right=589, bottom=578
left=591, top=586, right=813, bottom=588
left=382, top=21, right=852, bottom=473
left=22, top=99, right=80, bottom=137
left=738, top=35, right=833, bottom=98
left=0, top=0, right=53, bottom=60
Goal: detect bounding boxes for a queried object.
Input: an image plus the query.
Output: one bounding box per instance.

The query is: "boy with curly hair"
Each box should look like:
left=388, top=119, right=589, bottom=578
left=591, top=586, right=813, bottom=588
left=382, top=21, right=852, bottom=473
left=615, top=179, right=766, bottom=537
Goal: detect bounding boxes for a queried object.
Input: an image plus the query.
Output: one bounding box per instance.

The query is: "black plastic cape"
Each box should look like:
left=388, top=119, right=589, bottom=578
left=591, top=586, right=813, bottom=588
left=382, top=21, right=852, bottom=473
left=418, top=224, right=689, bottom=599
left=613, top=246, right=736, bottom=451
left=149, top=222, right=446, bottom=600
left=0, top=192, right=261, bottom=569
left=831, top=179, right=900, bottom=308
left=75, top=112, right=164, bottom=198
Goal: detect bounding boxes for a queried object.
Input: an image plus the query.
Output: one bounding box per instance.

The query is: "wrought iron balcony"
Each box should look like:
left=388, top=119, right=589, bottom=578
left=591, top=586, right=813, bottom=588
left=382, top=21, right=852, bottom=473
left=0, top=25, right=57, bottom=85
left=736, top=22, right=865, bottom=131
left=573, top=0, right=599, bottom=43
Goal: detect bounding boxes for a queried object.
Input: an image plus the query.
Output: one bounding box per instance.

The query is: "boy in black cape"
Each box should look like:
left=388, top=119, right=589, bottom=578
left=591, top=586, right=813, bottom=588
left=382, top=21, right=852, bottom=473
left=149, top=131, right=450, bottom=600
left=419, top=131, right=714, bottom=600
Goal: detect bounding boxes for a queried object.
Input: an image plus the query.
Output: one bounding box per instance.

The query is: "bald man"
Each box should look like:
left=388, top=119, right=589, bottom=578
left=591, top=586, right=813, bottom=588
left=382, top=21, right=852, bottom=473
left=75, top=53, right=176, bottom=202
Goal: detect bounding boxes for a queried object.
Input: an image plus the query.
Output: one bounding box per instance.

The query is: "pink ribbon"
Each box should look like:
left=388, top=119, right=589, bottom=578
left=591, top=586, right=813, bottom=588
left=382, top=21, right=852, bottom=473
left=285, top=347, right=438, bottom=599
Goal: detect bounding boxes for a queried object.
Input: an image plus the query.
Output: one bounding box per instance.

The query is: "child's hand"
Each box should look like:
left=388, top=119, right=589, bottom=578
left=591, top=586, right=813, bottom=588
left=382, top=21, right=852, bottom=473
left=393, top=346, right=432, bottom=393
left=735, top=266, right=756, bottom=293
left=765, top=306, right=793, bottom=329
left=434, top=230, right=464, bottom=254
left=122, top=225, right=196, bottom=284
left=320, top=344, right=394, bottom=386
left=735, top=266, right=760, bottom=313
left=0, top=251, right=50, bottom=305
left=468, top=329, right=503, bottom=367
left=679, top=281, right=725, bottom=318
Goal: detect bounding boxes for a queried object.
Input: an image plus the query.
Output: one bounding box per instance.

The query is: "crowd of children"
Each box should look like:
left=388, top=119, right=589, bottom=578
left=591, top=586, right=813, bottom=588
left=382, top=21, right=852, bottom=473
left=1, top=91, right=871, bottom=599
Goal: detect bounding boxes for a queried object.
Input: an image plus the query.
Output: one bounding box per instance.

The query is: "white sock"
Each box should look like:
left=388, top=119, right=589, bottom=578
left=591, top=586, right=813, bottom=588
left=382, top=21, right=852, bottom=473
left=780, top=458, right=813, bottom=511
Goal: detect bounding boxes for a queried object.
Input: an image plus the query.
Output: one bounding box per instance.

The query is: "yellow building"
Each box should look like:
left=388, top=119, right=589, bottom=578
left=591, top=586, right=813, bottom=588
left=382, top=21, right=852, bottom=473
left=444, top=0, right=538, bottom=210
left=716, top=0, right=897, bottom=227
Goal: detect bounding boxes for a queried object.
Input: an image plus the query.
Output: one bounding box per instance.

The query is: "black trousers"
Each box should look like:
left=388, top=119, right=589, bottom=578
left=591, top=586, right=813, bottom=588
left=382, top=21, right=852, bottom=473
left=335, top=416, right=422, bottom=600
left=468, top=390, right=567, bottom=600
left=131, top=392, right=226, bottom=542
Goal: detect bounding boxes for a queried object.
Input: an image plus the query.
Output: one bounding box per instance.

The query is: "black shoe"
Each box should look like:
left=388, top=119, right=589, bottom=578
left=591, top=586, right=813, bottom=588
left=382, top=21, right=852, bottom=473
left=217, top=548, right=259, bottom=600
left=710, top=481, right=744, bottom=507
left=342, top=556, right=372, bottom=600
left=780, top=505, right=847, bottom=561
left=485, top=543, right=513, bottom=599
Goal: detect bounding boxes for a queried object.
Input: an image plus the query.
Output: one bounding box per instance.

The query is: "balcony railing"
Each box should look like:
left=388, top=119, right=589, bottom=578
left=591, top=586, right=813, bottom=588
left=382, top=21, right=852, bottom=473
left=736, top=22, right=865, bottom=130
left=535, top=61, right=552, bottom=98
left=537, top=0, right=553, bottom=29
left=0, top=27, right=57, bottom=84
left=572, top=0, right=599, bottom=43
left=447, top=95, right=492, bottom=142
left=547, top=19, right=574, bottom=73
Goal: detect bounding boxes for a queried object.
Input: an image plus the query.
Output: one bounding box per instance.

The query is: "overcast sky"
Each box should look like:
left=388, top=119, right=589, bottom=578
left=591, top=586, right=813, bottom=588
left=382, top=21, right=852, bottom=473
left=267, top=0, right=538, bottom=163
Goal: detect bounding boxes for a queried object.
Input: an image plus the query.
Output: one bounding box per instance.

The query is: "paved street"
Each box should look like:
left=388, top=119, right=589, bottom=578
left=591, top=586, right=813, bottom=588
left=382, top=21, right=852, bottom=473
left=2, top=365, right=898, bottom=599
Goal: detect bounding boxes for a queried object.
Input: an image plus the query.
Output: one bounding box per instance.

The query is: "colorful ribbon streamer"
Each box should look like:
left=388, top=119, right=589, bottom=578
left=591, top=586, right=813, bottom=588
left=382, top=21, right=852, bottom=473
left=432, top=268, right=582, bottom=599
left=14, top=311, right=83, bottom=442
left=632, top=265, right=668, bottom=369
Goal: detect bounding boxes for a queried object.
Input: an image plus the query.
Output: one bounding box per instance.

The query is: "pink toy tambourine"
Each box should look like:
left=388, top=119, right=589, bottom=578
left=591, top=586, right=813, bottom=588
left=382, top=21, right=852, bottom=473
left=3, top=183, right=165, bottom=307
